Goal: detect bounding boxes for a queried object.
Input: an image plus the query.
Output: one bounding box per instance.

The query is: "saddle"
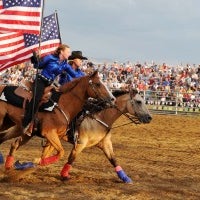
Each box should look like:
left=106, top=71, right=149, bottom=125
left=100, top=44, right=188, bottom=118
left=0, top=81, right=54, bottom=109
left=14, top=81, right=32, bottom=102
left=14, top=81, right=54, bottom=108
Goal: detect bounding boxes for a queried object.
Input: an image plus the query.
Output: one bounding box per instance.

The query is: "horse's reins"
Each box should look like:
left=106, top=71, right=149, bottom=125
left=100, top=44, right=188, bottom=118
left=111, top=105, right=141, bottom=129
left=50, top=77, right=112, bottom=126
left=51, top=78, right=84, bottom=125
left=53, top=101, right=70, bottom=125
left=89, top=92, right=141, bottom=130
left=111, top=91, right=143, bottom=129
left=47, top=81, right=80, bottom=125
left=50, top=77, right=140, bottom=131
left=86, top=104, right=140, bottom=131
left=88, top=79, right=107, bottom=101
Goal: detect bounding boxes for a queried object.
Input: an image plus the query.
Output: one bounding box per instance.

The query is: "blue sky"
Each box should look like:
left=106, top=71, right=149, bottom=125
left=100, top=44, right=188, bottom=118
left=44, top=0, right=200, bottom=65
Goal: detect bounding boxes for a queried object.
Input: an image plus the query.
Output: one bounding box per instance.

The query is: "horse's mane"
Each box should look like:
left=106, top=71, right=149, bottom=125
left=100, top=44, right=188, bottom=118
left=59, top=77, right=84, bottom=93
left=82, top=98, right=109, bottom=115
left=112, top=90, right=129, bottom=97
left=82, top=90, right=129, bottom=115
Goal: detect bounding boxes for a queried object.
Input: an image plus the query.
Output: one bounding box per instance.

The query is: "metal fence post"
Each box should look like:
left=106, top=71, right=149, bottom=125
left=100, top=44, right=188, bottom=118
left=175, top=91, right=178, bottom=115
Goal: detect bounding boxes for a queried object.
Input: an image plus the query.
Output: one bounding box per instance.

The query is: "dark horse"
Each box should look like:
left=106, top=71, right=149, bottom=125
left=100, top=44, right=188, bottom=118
left=0, top=71, right=115, bottom=169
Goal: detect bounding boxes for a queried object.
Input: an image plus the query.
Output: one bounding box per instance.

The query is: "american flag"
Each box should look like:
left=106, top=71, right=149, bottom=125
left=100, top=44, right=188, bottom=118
left=0, top=13, right=61, bottom=71
left=0, top=0, right=43, bottom=34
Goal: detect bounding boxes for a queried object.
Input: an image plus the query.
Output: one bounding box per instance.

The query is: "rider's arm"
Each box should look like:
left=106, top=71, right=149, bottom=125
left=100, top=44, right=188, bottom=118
left=33, top=55, right=53, bottom=69
left=63, top=63, right=82, bottom=78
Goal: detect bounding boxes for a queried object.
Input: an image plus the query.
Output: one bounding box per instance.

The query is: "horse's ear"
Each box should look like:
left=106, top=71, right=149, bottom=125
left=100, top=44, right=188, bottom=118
left=129, top=87, right=138, bottom=98
left=89, top=70, right=98, bottom=78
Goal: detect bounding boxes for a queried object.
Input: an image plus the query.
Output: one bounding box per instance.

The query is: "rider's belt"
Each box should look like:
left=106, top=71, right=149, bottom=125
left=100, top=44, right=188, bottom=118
left=38, top=74, right=53, bottom=85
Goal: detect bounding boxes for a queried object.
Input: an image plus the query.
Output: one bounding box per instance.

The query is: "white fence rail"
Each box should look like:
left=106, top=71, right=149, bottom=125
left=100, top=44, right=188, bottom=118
left=139, top=90, right=200, bottom=115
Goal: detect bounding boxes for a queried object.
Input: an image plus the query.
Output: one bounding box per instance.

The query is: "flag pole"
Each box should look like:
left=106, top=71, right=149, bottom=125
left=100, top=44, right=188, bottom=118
left=38, top=0, right=45, bottom=51
left=55, top=10, right=62, bottom=44
left=30, top=0, right=45, bottom=126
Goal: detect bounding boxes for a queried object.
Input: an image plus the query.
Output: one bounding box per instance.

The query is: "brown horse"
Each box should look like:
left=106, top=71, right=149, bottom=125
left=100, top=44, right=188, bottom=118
left=38, top=89, right=152, bottom=183
left=0, top=71, right=115, bottom=169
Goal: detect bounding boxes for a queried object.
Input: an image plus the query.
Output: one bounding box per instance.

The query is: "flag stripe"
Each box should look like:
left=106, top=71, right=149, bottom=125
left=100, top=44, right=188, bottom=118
left=0, top=41, right=24, bottom=53
left=0, top=32, right=22, bottom=42
left=0, top=12, right=61, bottom=71
left=0, top=32, right=24, bottom=51
left=0, top=10, right=41, bottom=16
left=0, top=26, right=39, bottom=34
left=0, top=19, right=40, bottom=26
left=0, top=39, right=60, bottom=71
left=0, top=15, right=41, bottom=21
left=0, top=42, right=24, bottom=56
left=0, top=0, right=42, bottom=34
left=0, top=39, right=60, bottom=62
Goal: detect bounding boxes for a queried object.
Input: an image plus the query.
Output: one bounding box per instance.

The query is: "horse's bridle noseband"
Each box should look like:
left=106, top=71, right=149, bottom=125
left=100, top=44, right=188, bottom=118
left=88, top=79, right=107, bottom=101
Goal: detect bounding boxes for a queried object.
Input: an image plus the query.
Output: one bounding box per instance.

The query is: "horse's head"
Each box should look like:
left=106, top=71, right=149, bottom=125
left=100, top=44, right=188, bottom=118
left=87, top=70, right=115, bottom=102
left=126, top=89, right=152, bottom=123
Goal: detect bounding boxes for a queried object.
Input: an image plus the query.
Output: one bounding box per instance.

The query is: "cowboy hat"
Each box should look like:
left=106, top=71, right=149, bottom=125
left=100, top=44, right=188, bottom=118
left=87, top=62, right=94, bottom=67
left=68, top=51, right=88, bottom=60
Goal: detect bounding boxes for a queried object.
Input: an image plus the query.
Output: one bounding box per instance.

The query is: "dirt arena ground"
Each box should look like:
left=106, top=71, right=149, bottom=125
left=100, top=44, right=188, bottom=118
left=0, top=114, right=200, bottom=200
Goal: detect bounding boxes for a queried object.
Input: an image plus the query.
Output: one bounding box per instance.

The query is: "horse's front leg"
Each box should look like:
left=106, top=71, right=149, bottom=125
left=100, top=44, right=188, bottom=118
left=60, top=143, right=86, bottom=180
left=5, top=134, right=32, bottom=169
left=97, top=135, right=133, bottom=184
left=38, top=130, right=64, bottom=166
left=31, top=140, right=56, bottom=165
left=0, top=125, right=22, bottom=165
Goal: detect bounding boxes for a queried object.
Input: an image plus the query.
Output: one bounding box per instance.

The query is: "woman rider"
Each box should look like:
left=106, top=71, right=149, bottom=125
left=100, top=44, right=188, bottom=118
left=58, top=51, right=88, bottom=143
left=58, top=51, right=87, bottom=85
left=23, top=44, right=81, bottom=136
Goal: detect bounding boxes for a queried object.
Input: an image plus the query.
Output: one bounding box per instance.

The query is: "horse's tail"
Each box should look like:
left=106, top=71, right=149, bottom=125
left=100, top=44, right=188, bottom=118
left=0, top=129, right=10, bottom=144
left=0, top=125, right=21, bottom=145
left=0, top=113, right=15, bottom=132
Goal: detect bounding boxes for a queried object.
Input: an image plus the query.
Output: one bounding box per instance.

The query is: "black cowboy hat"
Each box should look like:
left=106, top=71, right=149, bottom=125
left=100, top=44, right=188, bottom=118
left=87, top=62, right=94, bottom=67
left=68, top=51, right=88, bottom=60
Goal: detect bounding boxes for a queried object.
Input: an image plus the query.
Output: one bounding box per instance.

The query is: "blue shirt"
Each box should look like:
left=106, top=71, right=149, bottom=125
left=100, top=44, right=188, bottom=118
left=35, top=54, right=78, bottom=81
left=59, top=65, right=85, bottom=85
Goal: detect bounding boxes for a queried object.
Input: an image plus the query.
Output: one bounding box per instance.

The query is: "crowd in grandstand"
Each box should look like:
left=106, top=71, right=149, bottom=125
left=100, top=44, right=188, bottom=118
left=0, top=61, right=200, bottom=107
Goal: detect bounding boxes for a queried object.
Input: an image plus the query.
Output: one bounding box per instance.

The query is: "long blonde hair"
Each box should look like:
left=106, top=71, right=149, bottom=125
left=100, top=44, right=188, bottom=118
left=54, top=44, right=70, bottom=57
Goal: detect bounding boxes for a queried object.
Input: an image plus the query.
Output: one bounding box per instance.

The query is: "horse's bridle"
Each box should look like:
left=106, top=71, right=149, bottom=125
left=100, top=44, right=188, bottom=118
left=69, top=78, right=112, bottom=105
left=51, top=77, right=112, bottom=126
left=111, top=92, right=141, bottom=127
left=88, top=79, right=111, bottom=101
left=84, top=91, right=141, bottom=131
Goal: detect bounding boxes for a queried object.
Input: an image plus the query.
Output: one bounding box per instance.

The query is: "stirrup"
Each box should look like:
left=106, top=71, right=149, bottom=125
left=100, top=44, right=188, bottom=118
left=74, top=132, right=83, bottom=144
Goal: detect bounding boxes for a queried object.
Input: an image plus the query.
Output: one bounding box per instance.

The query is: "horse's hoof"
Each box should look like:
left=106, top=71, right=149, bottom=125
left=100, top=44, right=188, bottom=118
left=61, top=176, right=71, bottom=181
left=33, top=158, right=41, bottom=164
left=124, top=178, right=133, bottom=184
left=126, top=181, right=133, bottom=185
